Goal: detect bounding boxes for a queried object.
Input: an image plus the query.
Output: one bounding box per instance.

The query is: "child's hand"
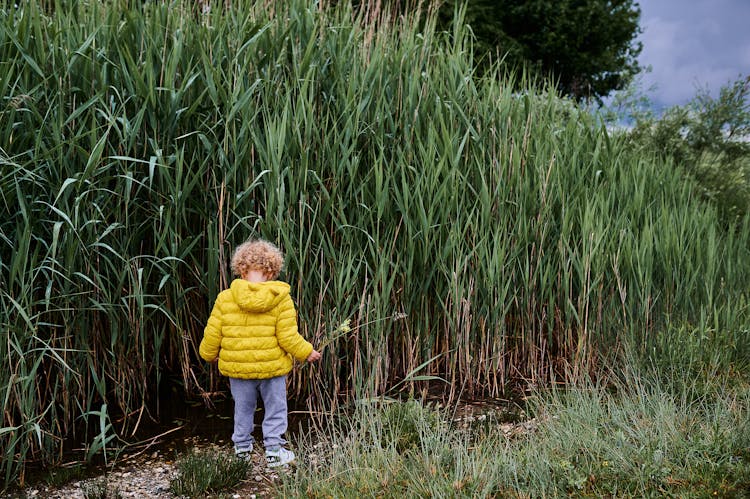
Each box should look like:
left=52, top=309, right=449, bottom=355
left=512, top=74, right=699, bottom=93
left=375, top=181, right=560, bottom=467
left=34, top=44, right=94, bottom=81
left=307, top=349, right=321, bottom=362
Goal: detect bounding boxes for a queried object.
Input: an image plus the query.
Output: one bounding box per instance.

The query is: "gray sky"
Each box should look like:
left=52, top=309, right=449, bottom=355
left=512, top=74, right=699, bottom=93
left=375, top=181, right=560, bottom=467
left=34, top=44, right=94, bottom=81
left=636, top=0, right=750, bottom=111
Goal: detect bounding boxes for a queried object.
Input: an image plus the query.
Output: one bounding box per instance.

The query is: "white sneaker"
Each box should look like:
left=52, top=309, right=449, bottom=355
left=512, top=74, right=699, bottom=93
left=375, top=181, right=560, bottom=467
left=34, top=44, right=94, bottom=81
left=235, top=445, right=253, bottom=462
left=265, top=447, right=295, bottom=467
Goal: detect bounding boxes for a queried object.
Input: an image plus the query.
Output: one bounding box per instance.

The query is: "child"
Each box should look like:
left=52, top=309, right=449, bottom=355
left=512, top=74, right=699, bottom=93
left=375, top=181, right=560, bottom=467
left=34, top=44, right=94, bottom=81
left=199, top=239, right=321, bottom=467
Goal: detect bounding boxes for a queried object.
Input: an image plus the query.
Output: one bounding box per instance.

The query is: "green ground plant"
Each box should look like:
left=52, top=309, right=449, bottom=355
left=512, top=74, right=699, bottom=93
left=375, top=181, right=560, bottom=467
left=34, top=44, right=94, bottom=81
left=82, top=475, right=122, bottom=499
left=1, top=0, right=749, bottom=488
left=41, top=464, right=86, bottom=488
left=168, top=448, right=251, bottom=498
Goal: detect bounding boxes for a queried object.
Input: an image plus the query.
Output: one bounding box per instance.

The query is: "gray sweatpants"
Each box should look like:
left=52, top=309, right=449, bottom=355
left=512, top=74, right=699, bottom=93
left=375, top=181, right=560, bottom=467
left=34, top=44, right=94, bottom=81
left=229, top=375, right=288, bottom=452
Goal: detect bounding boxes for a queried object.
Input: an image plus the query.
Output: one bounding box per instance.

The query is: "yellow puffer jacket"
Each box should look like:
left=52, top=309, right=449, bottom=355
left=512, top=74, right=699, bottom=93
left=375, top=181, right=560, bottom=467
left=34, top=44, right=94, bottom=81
left=199, top=279, right=313, bottom=379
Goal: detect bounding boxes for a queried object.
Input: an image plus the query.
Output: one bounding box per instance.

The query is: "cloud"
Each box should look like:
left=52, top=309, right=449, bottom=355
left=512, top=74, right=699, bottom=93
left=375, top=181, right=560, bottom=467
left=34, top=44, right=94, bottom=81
left=636, top=0, right=750, bottom=109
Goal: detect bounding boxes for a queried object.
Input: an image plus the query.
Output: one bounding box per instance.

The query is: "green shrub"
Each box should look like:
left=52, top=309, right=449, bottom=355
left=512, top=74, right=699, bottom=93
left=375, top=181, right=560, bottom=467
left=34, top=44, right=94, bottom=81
left=621, top=76, right=750, bottom=222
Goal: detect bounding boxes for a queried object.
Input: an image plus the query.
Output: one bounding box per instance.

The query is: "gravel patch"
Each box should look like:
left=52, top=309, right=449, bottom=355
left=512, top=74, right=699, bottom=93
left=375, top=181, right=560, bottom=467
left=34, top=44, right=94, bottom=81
left=8, top=444, right=283, bottom=499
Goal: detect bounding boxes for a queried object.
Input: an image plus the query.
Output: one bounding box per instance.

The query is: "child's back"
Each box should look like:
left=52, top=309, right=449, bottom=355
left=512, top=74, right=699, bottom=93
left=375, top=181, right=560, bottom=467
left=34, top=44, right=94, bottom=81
left=199, top=239, right=321, bottom=467
left=200, top=278, right=313, bottom=379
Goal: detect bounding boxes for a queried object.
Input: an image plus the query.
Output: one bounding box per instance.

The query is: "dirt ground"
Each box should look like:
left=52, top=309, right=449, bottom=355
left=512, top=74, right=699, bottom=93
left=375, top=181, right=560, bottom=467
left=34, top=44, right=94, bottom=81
left=8, top=443, right=281, bottom=499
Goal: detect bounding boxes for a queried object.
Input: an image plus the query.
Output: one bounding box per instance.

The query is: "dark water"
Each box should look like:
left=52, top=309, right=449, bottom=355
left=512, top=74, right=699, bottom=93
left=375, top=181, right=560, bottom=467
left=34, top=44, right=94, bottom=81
left=151, top=389, right=307, bottom=450
left=119, top=386, right=309, bottom=461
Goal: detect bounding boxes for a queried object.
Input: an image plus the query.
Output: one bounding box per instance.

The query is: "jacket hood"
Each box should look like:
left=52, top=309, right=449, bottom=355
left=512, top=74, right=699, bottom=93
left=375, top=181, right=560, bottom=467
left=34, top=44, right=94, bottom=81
left=229, top=279, right=290, bottom=313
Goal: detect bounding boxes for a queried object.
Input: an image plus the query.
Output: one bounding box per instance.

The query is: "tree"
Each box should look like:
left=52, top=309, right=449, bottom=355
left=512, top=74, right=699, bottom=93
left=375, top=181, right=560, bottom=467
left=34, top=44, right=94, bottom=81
left=436, top=0, right=643, bottom=102
left=343, top=0, right=642, bottom=100
left=620, top=76, right=750, bottom=222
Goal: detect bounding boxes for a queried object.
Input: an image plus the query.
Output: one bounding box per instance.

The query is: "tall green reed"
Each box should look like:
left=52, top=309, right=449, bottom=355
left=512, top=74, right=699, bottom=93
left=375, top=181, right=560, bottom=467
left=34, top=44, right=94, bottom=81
left=1, top=0, right=748, bottom=486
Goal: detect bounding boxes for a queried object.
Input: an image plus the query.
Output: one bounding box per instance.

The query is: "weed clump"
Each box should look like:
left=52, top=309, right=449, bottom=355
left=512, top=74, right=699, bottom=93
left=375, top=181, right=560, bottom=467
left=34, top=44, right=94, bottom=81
left=42, top=464, right=86, bottom=488
left=380, top=399, right=444, bottom=453
left=82, top=476, right=122, bottom=499
left=168, top=448, right=250, bottom=498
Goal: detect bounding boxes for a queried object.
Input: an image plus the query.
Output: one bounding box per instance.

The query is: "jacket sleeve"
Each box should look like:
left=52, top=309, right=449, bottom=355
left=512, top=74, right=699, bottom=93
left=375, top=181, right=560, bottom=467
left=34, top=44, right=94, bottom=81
left=276, top=295, right=313, bottom=362
left=199, top=295, right=224, bottom=362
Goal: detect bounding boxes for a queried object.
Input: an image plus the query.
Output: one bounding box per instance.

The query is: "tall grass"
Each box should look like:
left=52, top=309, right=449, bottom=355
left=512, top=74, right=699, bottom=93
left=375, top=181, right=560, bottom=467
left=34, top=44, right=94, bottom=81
left=1, top=0, right=749, bottom=487
left=281, top=367, right=750, bottom=497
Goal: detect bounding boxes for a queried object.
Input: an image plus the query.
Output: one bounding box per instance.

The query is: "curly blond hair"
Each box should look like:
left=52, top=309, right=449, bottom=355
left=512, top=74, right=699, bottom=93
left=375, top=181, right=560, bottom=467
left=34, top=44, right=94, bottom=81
left=230, top=239, right=284, bottom=279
